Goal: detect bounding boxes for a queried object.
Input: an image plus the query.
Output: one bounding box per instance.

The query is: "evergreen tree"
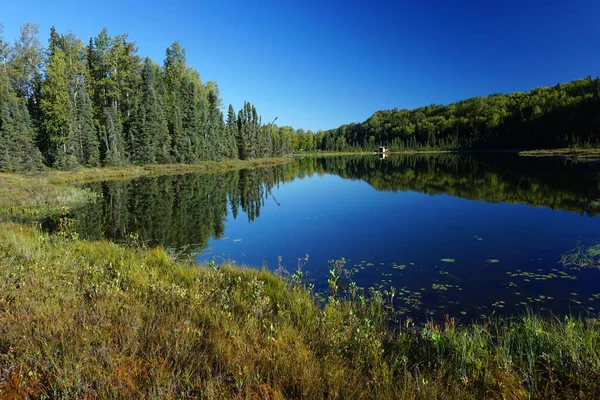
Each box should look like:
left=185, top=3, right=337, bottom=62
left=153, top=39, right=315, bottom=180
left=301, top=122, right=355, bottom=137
left=0, top=29, right=43, bottom=171
left=75, top=84, right=100, bottom=166
left=226, top=104, right=238, bottom=159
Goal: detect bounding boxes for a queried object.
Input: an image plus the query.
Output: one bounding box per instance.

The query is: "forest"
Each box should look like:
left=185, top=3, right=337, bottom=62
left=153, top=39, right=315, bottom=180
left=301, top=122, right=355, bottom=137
left=0, top=23, right=312, bottom=172
left=2, top=23, right=600, bottom=171
left=317, top=77, right=600, bottom=151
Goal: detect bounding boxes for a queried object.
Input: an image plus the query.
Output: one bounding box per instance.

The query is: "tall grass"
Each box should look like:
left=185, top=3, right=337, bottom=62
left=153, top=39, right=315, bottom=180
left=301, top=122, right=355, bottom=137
left=1, top=223, right=599, bottom=399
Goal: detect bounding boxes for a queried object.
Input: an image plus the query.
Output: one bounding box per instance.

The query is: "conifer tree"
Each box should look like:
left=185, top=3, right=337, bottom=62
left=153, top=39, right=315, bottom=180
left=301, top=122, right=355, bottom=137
left=0, top=28, right=43, bottom=171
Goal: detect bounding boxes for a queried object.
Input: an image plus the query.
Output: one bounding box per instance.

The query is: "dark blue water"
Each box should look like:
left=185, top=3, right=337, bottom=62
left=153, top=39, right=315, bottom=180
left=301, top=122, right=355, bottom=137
left=55, top=154, right=600, bottom=320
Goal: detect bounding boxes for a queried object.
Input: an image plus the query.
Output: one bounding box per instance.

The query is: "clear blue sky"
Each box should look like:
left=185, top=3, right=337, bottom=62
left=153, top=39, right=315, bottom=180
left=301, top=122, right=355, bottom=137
left=2, top=0, right=600, bottom=131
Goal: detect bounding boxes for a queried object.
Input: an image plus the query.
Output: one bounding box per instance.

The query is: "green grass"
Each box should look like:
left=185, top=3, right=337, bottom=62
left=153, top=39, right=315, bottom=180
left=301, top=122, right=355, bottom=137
left=0, top=173, right=97, bottom=219
left=1, top=223, right=599, bottom=399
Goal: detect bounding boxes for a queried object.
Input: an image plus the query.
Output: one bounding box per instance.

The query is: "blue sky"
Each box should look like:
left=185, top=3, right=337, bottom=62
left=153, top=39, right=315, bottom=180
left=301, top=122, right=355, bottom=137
left=2, top=0, right=599, bottom=131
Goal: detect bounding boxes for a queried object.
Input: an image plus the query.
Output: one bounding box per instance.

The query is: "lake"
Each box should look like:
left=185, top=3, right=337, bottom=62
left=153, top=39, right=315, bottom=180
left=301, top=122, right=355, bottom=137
left=47, top=154, right=600, bottom=321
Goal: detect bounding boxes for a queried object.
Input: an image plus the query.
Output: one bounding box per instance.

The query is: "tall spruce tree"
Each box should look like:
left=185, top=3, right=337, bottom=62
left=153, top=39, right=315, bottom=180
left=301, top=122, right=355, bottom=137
left=0, top=28, right=43, bottom=171
left=226, top=104, right=239, bottom=159
left=74, top=84, right=99, bottom=166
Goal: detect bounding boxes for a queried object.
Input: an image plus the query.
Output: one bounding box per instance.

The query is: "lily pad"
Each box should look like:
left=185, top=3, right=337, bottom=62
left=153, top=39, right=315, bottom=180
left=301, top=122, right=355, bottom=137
left=440, top=258, right=456, bottom=263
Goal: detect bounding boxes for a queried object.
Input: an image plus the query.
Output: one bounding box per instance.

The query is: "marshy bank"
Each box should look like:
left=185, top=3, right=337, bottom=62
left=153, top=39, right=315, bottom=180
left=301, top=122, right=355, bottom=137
left=1, top=156, right=600, bottom=399
left=1, top=223, right=600, bottom=399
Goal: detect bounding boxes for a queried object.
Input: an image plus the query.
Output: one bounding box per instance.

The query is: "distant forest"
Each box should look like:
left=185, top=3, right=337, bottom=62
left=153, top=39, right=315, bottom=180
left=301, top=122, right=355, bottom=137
left=318, top=77, right=600, bottom=152
left=1, top=23, right=599, bottom=172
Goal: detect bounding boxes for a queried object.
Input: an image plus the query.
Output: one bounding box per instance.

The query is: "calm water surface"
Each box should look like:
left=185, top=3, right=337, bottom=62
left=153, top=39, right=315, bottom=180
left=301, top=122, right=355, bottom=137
left=53, top=154, right=600, bottom=321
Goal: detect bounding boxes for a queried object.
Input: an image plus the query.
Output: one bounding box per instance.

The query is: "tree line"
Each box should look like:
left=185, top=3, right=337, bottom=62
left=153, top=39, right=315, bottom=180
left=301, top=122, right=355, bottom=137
left=0, top=23, right=315, bottom=171
left=3, top=23, right=599, bottom=171
left=317, top=77, right=600, bottom=151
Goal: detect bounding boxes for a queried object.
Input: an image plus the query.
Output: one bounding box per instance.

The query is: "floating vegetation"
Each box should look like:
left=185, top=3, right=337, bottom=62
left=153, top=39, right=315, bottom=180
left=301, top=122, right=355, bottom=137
left=392, top=264, right=407, bottom=270
left=559, top=244, right=600, bottom=269
left=438, top=270, right=461, bottom=281
left=506, top=269, right=575, bottom=281
left=440, top=258, right=456, bottom=263
left=432, top=283, right=456, bottom=291
left=232, top=238, right=242, bottom=242
left=486, top=259, right=500, bottom=263
left=491, top=300, right=505, bottom=308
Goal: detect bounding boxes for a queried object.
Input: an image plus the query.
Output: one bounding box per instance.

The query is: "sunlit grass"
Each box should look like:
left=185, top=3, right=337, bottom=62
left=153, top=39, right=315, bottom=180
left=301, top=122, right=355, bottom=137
left=0, top=174, right=96, bottom=219
left=1, top=223, right=599, bottom=399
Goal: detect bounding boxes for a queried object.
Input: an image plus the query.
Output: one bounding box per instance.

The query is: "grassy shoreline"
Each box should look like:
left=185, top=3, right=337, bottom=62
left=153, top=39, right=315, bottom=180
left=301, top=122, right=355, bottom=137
left=0, top=223, right=599, bottom=398
left=1, top=155, right=600, bottom=398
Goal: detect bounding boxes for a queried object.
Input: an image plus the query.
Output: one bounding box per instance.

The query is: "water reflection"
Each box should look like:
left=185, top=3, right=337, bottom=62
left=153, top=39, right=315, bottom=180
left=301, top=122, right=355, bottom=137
left=41, top=154, right=600, bottom=320
left=49, top=154, right=600, bottom=251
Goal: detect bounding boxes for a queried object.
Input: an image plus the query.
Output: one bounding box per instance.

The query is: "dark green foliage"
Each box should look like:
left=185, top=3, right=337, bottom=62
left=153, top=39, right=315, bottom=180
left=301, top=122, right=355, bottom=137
left=319, top=76, right=600, bottom=151
left=130, top=58, right=170, bottom=164
left=100, top=105, right=125, bottom=166
left=232, top=101, right=272, bottom=160
left=0, top=30, right=43, bottom=171
left=0, top=90, right=44, bottom=171
left=74, top=85, right=100, bottom=166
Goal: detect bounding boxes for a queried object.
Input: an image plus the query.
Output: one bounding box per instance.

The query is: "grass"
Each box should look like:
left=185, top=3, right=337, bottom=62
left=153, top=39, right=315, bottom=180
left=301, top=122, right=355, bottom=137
left=0, top=173, right=97, bottom=219
left=0, top=223, right=599, bottom=399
